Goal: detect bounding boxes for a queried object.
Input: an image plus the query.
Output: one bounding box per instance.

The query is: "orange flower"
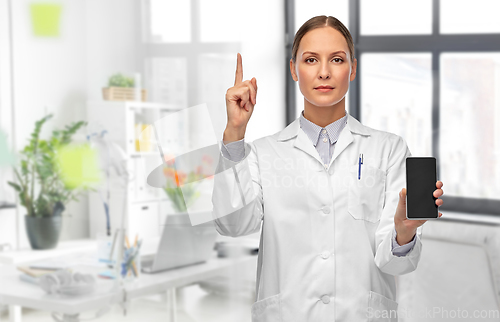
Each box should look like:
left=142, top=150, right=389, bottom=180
left=163, top=167, right=176, bottom=178
left=174, top=171, right=180, bottom=186
left=173, top=171, right=187, bottom=186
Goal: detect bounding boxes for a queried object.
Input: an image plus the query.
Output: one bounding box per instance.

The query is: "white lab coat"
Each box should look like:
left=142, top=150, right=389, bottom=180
left=212, top=112, right=423, bottom=322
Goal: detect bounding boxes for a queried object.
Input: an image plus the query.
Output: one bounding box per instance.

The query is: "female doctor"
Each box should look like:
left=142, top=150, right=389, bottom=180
left=212, top=15, right=444, bottom=322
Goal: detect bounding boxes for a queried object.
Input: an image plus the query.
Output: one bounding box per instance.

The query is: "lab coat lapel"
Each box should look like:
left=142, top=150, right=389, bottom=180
left=277, top=112, right=369, bottom=167
left=331, top=113, right=371, bottom=164
left=330, top=123, right=353, bottom=164
left=277, top=117, right=324, bottom=166
left=294, top=129, right=324, bottom=165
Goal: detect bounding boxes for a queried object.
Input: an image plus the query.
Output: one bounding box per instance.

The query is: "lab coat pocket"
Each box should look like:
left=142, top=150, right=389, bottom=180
left=251, top=293, right=282, bottom=322
left=348, top=164, right=385, bottom=223
left=367, top=291, right=398, bottom=322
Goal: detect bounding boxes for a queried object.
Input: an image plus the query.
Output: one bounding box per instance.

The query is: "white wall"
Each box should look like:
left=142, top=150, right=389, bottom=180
left=3, top=0, right=138, bottom=247
left=232, top=0, right=286, bottom=142
left=2, top=0, right=284, bottom=247
left=85, top=0, right=139, bottom=101
left=0, top=0, right=16, bottom=250
left=9, top=0, right=88, bottom=246
left=0, top=0, right=14, bottom=137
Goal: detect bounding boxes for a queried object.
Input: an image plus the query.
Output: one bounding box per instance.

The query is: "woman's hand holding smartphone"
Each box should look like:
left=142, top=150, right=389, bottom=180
left=406, top=157, right=443, bottom=220
left=393, top=157, right=445, bottom=245
left=223, top=53, right=258, bottom=143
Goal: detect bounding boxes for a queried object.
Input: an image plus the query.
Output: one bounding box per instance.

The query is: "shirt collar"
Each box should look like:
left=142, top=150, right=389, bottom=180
left=299, top=110, right=348, bottom=146
left=277, top=110, right=370, bottom=142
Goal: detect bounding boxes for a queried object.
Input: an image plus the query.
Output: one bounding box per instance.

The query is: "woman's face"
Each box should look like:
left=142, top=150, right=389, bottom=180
left=290, top=27, right=357, bottom=109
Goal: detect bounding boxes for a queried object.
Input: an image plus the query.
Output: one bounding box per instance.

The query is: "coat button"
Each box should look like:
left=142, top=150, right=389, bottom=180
left=321, top=295, right=330, bottom=304
left=322, top=137, right=328, bottom=143
left=322, top=207, right=330, bottom=214
left=321, top=251, right=330, bottom=259
left=322, top=129, right=327, bottom=134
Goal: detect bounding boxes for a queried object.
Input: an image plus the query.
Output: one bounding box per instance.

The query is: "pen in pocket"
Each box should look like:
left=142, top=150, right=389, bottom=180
left=358, top=153, right=363, bottom=180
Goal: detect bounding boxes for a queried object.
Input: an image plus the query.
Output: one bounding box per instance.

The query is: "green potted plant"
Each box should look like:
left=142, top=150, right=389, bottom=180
left=102, top=73, right=147, bottom=101
left=7, top=114, right=90, bottom=250
left=108, top=73, right=135, bottom=88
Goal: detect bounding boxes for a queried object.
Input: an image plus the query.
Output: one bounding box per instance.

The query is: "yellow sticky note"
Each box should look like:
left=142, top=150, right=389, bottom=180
left=30, top=3, right=62, bottom=37
left=57, top=144, right=101, bottom=189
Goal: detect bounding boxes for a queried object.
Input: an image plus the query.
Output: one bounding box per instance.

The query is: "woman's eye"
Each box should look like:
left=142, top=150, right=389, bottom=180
left=305, top=57, right=343, bottom=63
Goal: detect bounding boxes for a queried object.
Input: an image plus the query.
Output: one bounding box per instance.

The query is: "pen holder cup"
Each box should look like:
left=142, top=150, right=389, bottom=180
left=121, top=245, right=141, bottom=282
left=96, top=234, right=119, bottom=266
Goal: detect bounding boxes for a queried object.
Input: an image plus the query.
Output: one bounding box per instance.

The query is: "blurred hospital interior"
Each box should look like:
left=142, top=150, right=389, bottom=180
left=0, top=0, right=500, bottom=321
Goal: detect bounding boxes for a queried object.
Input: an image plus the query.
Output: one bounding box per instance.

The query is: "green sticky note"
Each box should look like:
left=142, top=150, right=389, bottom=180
left=30, top=3, right=62, bottom=37
left=57, top=144, right=101, bottom=189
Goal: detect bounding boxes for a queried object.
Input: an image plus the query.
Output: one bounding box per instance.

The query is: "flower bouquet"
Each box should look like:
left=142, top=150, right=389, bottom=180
left=162, top=154, right=214, bottom=213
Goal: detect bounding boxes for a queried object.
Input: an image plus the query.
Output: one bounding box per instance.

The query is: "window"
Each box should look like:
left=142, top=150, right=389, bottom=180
left=149, top=0, right=191, bottom=43
left=286, top=0, right=500, bottom=215
left=199, top=0, right=241, bottom=43
left=141, top=0, right=285, bottom=143
left=361, top=53, right=432, bottom=157
left=440, top=53, right=500, bottom=200
left=355, top=1, right=500, bottom=215
left=360, top=0, right=432, bottom=35
left=440, top=0, right=500, bottom=34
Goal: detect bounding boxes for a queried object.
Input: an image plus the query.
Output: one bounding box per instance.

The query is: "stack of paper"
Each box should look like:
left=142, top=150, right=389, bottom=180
left=17, top=266, right=56, bottom=285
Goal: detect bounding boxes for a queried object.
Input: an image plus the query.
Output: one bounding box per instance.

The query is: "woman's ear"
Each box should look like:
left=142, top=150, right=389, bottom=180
left=350, top=58, right=357, bottom=82
left=290, top=59, right=298, bottom=81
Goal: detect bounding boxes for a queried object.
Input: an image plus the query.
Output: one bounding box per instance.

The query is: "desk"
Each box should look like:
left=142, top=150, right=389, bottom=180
left=0, top=237, right=168, bottom=266
left=0, top=239, right=97, bottom=266
left=0, top=251, right=258, bottom=322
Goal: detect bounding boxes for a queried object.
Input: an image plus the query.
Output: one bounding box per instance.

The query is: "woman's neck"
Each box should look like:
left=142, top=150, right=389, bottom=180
left=302, top=98, right=347, bottom=127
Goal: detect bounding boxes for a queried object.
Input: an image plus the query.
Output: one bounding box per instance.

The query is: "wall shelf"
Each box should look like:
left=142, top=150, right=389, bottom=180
left=86, top=100, right=185, bottom=240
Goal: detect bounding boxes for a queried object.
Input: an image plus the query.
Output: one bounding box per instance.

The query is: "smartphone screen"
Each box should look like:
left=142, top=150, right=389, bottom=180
left=406, top=157, right=438, bottom=219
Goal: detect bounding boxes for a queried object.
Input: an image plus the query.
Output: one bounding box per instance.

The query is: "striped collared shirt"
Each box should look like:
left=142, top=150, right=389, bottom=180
left=299, top=109, right=347, bottom=167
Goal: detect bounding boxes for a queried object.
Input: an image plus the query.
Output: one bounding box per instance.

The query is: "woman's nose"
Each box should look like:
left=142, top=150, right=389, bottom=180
left=319, top=67, right=330, bottom=79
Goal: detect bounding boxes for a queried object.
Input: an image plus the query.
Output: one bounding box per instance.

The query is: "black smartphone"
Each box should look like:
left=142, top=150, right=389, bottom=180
left=406, top=157, right=438, bottom=220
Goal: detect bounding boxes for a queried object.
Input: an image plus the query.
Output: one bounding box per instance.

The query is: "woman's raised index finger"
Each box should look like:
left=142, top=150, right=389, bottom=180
left=234, top=53, right=243, bottom=85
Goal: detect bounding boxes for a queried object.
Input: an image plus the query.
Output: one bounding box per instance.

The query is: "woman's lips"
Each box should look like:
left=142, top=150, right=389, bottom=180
left=315, top=88, right=333, bottom=92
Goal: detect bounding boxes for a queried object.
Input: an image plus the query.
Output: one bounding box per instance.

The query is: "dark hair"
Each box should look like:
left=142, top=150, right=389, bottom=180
left=291, top=16, right=355, bottom=64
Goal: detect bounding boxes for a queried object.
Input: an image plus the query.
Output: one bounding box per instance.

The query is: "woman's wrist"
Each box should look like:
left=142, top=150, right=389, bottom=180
left=395, top=224, right=417, bottom=245
left=223, top=126, right=246, bottom=143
